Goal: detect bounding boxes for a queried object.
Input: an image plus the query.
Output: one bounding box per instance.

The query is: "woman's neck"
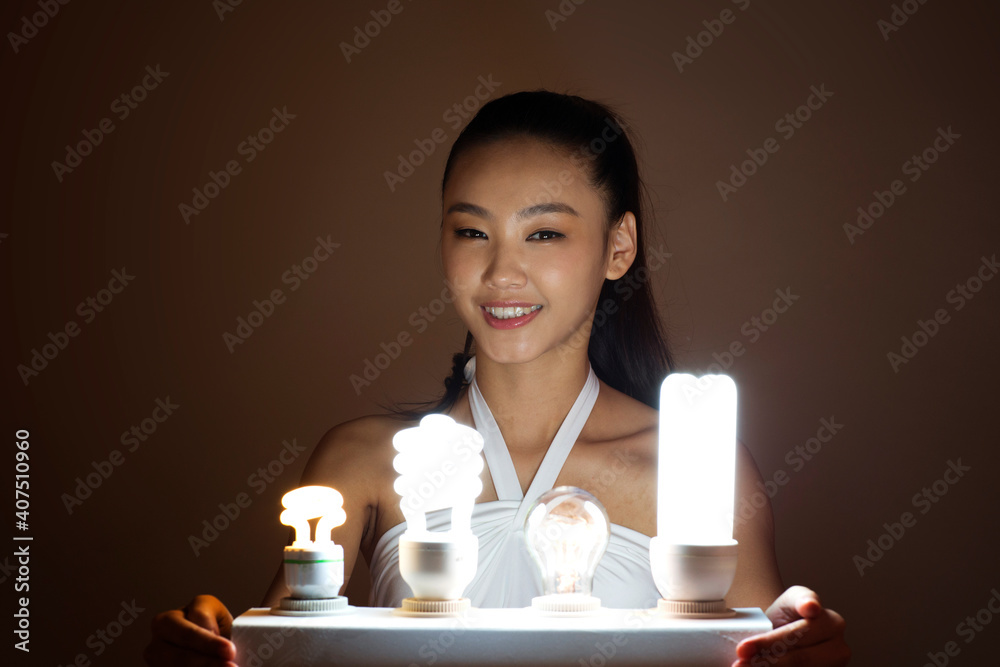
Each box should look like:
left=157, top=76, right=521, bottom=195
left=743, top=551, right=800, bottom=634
left=472, top=352, right=592, bottom=454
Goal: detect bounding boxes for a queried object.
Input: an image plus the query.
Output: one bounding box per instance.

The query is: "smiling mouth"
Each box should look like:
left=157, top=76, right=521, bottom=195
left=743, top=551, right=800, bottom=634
left=482, top=305, right=542, bottom=320
left=480, top=304, right=543, bottom=330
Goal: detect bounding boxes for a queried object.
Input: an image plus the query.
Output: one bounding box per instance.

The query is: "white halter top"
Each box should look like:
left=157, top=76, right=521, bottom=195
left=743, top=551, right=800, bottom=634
left=368, top=358, right=660, bottom=608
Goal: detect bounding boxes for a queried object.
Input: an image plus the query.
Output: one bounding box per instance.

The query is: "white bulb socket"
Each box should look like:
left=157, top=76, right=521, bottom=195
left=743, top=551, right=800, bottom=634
left=398, top=532, right=478, bottom=601
left=649, top=538, right=738, bottom=617
left=531, top=593, right=602, bottom=614
left=283, top=544, right=345, bottom=600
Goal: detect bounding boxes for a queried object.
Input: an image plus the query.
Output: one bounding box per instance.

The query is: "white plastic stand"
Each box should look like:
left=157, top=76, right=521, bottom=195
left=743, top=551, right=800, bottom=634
left=232, top=605, right=771, bottom=666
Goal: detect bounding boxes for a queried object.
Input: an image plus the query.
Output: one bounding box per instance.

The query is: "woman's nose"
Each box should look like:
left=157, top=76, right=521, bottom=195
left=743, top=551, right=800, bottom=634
left=483, top=244, right=526, bottom=289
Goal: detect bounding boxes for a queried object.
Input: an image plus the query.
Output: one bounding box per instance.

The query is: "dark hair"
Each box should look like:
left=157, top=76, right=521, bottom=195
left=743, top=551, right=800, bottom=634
left=393, top=90, right=673, bottom=417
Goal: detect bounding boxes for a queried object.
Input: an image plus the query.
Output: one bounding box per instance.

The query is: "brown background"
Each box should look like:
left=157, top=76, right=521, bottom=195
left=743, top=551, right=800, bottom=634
left=3, top=1, right=999, bottom=665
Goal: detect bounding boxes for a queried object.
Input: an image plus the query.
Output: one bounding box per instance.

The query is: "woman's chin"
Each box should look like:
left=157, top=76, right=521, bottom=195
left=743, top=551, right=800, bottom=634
left=474, top=341, right=588, bottom=369
left=471, top=340, right=544, bottom=367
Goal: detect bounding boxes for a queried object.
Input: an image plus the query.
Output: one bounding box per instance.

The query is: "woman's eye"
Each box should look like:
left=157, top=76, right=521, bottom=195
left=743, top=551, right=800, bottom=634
left=528, top=230, right=564, bottom=241
left=455, top=228, right=487, bottom=239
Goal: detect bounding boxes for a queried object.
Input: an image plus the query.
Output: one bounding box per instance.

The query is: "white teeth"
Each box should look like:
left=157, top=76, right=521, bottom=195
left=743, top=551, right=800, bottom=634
left=485, top=305, right=541, bottom=320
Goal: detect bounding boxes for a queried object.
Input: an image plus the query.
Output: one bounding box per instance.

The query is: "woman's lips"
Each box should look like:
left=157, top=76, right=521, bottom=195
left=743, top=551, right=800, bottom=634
left=480, top=303, right=542, bottom=330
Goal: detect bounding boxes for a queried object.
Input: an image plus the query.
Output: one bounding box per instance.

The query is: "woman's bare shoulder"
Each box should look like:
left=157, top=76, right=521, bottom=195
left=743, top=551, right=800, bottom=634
left=299, top=414, right=416, bottom=485
left=321, top=414, right=417, bottom=446
left=589, top=380, right=659, bottom=445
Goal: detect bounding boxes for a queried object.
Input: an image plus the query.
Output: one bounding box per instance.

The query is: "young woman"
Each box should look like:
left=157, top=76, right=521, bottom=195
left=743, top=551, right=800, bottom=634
left=145, top=91, right=849, bottom=666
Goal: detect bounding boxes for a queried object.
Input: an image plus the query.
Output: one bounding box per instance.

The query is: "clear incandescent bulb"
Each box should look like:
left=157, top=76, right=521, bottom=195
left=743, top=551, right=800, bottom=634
left=524, top=486, right=610, bottom=613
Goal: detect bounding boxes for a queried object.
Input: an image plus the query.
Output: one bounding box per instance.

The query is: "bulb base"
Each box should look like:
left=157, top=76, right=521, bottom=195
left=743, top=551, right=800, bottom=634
left=394, top=597, right=471, bottom=617
left=656, top=598, right=736, bottom=619
left=531, top=593, right=602, bottom=614
left=399, top=532, right=478, bottom=601
left=283, top=544, right=345, bottom=600
left=649, top=538, right=738, bottom=617
left=271, top=595, right=351, bottom=616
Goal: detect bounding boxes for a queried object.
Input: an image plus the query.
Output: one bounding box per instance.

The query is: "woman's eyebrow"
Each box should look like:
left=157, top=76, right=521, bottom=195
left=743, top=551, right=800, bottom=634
left=445, top=202, right=492, bottom=219
left=516, top=202, right=580, bottom=220
left=444, top=201, right=580, bottom=220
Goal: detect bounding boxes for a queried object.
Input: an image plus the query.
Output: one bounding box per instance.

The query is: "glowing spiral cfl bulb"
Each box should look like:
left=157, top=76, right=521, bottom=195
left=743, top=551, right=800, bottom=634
left=650, top=373, right=739, bottom=618
left=392, top=414, right=484, bottom=614
left=524, top=486, right=610, bottom=614
left=273, top=485, right=350, bottom=616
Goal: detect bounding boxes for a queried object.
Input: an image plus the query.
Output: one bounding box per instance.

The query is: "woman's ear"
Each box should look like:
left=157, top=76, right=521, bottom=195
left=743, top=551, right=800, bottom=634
left=605, top=212, right=637, bottom=280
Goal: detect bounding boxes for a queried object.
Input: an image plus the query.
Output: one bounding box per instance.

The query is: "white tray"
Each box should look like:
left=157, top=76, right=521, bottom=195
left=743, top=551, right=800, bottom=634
left=232, top=605, right=771, bottom=666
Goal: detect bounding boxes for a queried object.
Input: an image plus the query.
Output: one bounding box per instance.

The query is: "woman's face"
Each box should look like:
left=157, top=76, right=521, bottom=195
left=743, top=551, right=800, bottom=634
left=441, top=137, right=625, bottom=366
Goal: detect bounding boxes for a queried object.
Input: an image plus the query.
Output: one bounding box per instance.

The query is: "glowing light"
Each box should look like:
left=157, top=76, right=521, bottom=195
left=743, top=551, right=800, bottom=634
left=280, top=485, right=347, bottom=547
left=657, top=374, right=737, bottom=545
left=392, top=413, right=484, bottom=536
left=392, top=414, right=485, bottom=606
left=275, top=485, right=348, bottom=608
left=524, top=486, right=610, bottom=612
left=651, top=373, right=739, bottom=616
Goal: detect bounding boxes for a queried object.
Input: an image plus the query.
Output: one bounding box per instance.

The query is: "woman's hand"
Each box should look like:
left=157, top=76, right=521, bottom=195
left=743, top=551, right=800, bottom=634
left=733, top=585, right=850, bottom=666
left=143, top=595, right=237, bottom=667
